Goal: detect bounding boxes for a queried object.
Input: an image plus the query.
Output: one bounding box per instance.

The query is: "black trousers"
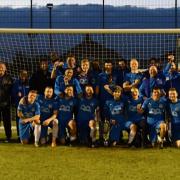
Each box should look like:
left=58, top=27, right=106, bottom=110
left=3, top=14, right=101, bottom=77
left=15, top=110, right=19, bottom=137
left=0, top=105, right=12, bottom=139
left=134, top=119, right=149, bottom=146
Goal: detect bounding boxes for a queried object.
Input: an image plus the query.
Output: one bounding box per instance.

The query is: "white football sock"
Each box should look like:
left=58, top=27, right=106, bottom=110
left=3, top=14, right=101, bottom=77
left=70, top=136, right=76, bottom=141
left=128, top=131, right=136, bottom=144
left=52, top=119, right=59, bottom=139
left=90, top=128, right=96, bottom=142
left=34, top=124, right=41, bottom=143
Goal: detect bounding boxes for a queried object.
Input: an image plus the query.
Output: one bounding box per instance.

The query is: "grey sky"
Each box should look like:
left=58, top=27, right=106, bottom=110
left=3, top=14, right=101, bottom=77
left=0, top=0, right=178, bottom=9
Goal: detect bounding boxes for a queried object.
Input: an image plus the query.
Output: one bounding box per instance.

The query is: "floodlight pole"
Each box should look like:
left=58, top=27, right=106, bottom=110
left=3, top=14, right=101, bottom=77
left=46, top=3, right=53, bottom=48
left=175, top=0, right=178, bottom=28
left=28, top=0, right=34, bottom=56
left=102, top=0, right=105, bottom=29
left=30, top=0, right=33, bottom=28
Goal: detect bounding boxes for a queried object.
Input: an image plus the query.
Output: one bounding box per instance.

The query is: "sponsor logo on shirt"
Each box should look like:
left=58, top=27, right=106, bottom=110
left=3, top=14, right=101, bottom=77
left=80, top=105, right=91, bottom=112
left=59, top=105, right=71, bottom=112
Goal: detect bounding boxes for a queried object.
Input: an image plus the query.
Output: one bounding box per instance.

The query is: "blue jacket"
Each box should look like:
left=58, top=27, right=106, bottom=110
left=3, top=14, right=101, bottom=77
left=139, top=75, right=165, bottom=98
left=11, top=79, right=29, bottom=107
left=54, top=75, right=82, bottom=97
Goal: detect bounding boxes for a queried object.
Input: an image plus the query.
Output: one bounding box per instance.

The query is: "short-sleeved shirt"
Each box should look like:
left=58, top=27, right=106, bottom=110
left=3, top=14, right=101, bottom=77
left=168, top=99, right=180, bottom=125
left=36, top=95, right=57, bottom=122
left=18, top=98, right=40, bottom=123
left=126, top=96, right=144, bottom=123
left=105, top=98, right=126, bottom=123
left=124, top=72, right=143, bottom=87
left=56, top=97, right=77, bottom=121
left=77, top=97, right=99, bottom=121
left=97, top=72, right=118, bottom=105
left=142, top=97, right=167, bottom=125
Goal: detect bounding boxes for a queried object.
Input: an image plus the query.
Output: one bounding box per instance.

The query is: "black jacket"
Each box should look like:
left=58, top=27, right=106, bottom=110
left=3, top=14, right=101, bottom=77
left=29, top=69, right=53, bottom=95
left=0, top=73, right=13, bottom=107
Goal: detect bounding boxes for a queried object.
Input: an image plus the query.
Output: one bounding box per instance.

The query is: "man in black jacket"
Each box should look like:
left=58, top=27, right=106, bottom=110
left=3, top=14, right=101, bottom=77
left=0, top=62, right=13, bottom=142
left=29, top=58, right=53, bottom=95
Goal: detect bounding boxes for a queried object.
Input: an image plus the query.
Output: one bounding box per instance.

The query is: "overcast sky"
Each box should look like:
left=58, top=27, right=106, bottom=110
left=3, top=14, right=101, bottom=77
left=0, top=0, right=178, bottom=9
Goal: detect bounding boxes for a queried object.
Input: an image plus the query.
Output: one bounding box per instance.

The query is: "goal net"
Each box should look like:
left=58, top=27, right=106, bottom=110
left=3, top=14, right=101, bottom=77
left=0, top=28, right=180, bottom=78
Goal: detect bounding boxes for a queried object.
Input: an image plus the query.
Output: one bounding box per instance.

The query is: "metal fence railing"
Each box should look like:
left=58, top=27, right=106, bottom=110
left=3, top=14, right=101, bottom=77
left=0, top=0, right=180, bottom=29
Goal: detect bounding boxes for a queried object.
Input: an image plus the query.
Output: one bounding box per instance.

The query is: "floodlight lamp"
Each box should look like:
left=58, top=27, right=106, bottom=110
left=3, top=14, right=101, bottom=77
left=46, top=3, right=53, bottom=9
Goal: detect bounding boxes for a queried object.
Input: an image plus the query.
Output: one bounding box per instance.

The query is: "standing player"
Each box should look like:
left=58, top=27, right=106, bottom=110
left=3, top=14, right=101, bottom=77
left=115, top=59, right=130, bottom=87
left=77, top=85, right=99, bottom=147
left=77, top=59, right=91, bottom=93
left=36, top=87, right=58, bottom=147
left=138, top=87, right=167, bottom=148
left=51, top=55, right=80, bottom=78
left=96, top=60, right=118, bottom=142
left=89, top=60, right=101, bottom=92
left=11, top=69, right=29, bottom=140
left=139, top=65, right=165, bottom=99
left=0, top=62, right=13, bottom=142
left=167, top=88, right=180, bottom=148
left=29, top=58, right=53, bottom=95
left=123, top=58, right=143, bottom=94
left=105, top=86, right=137, bottom=146
left=63, top=55, right=80, bottom=77
left=50, top=58, right=64, bottom=79
left=163, top=54, right=180, bottom=97
left=56, top=86, right=77, bottom=145
left=17, top=90, right=41, bottom=145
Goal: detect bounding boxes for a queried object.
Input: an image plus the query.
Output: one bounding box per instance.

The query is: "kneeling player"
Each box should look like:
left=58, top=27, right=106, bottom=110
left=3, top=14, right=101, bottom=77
left=168, top=88, right=180, bottom=148
left=36, top=86, right=58, bottom=147
left=56, top=86, right=77, bottom=145
left=17, top=90, right=40, bottom=145
left=127, top=87, right=148, bottom=147
left=139, top=87, right=167, bottom=148
left=105, top=86, right=137, bottom=146
left=77, top=85, right=99, bottom=147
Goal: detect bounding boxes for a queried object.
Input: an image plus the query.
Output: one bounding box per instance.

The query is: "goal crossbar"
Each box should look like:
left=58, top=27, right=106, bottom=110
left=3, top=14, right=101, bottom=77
left=0, top=28, right=180, bottom=34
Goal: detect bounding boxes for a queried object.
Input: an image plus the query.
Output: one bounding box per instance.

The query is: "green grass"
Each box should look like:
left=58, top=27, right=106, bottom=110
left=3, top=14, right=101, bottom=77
left=0, top=142, right=180, bottom=180
left=0, top=128, right=180, bottom=180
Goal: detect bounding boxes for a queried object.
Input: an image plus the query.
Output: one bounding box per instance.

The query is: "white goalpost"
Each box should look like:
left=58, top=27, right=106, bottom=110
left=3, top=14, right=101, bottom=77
left=0, top=28, right=180, bottom=77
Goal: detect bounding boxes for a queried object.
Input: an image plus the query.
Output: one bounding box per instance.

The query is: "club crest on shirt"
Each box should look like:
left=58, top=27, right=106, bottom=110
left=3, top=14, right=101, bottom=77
left=48, top=104, right=52, bottom=109
left=157, top=78, right=163, bottom=84
left=159, top=104, right=163, bottom=109
left=90, top=103, right=94, bottom=107
left=31, top=108, right=35, bottom=112
left=69, top=101, right=73, bottom=106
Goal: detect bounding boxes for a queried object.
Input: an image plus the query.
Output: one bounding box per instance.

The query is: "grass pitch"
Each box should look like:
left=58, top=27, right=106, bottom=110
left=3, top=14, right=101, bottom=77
left=0, top=127, right=180, bottom=180
left=0, top=141, right=179, bottom=180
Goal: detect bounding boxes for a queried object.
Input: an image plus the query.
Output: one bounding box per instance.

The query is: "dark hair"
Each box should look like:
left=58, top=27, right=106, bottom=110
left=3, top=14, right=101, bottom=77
left=118, top=59, right=127, bottom=64
left=91, top=60, right=101, bottom=72
left=114, top=85, right=122, bottom=93
left=152, top=87, right=161, bottom=92
left=104, top=59, right=112, bottom=64
left=19, top=69, right=28, bottom=75
left=65, top=85, right=74, bottom=90
left=0, top=61, right=6, bottom=66
left=40, top=57, right=48, bottom=63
